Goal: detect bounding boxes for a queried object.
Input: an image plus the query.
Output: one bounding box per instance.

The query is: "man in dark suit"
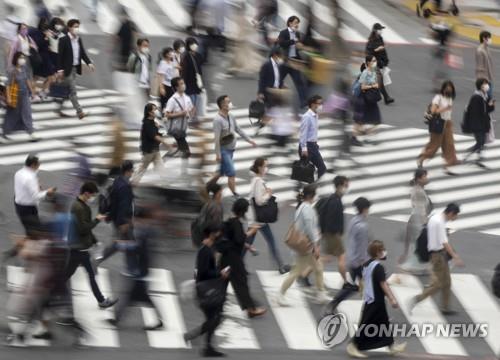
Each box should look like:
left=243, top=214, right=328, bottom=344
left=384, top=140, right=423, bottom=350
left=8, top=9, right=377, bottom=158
left=277, top=15, right=308, bottom=108
left=257, top=47, right=284, bottom=105
left=57, top=19, right=95, bottom=119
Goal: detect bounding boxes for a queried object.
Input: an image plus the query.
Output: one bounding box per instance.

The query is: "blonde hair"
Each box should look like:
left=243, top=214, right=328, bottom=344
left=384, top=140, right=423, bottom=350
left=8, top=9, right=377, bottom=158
left=367, top=240, right=385, bottom=258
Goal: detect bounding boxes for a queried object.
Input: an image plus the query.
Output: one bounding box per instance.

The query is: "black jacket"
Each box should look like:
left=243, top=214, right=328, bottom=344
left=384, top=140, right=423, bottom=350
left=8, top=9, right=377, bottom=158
left=109, top=175, right=134, bottom=228
left=316, top=193, right=344, bottom=235
left=196, top=245, right=219, bottom=283
left=366, top=35, right=389, bottom=68
left=70, top=198, right=99, bottom=250
left=465, top=94, right=495, bottom=133
left=277, top=28, right=302, bottom=60
left=181, top=51, right=203, bottom=95
left=258, top=59, right=283, bottom=97
left=57, top=34, right=92, bottom=76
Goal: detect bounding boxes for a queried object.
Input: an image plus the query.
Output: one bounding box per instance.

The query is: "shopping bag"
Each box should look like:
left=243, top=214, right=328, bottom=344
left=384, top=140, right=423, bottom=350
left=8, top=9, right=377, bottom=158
left=486, top=119, right=496, bottom=144
left=381, top=67, right=392, bottom=86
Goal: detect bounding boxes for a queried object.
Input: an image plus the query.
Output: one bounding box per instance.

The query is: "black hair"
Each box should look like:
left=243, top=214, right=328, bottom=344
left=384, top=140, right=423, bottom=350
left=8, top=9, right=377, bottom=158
left=250, top=157, right=267, bottom=174
left=17, top=23, right=26, bottom=33
left=67, top=19, right=80, bottom=28
left=440, top=80, right=456, bottom=99
left=217, top=95, right=229, bottom=109
left=307, top=95, right=322, bottom=108
left=333, top=175, right=348, bottom=188
left=158, top=47, right=173, bottom=64
left=38, top=17, right=49, bottom=31
left=185, top=37, right=198, bottom=48
left=143, top=103, right=156, bottom=121
left=49, top=17, right=65, bottom=31
left=365, top=54, right=376, bottom=65
left=444, top=203, right=460, bottom=215
left=232, top=198, right=249, bottom=217
left=137, top=38, right=150, bottom=47
left=353, top=197, right=371, bottom=213
left=25, top=154, right=40, bottom=167
left=80, top=181, right=98, bottom=195
left=270, top=46, right=283, bottom=58
left=475, top=77, right=489, bottom=90
left=12, top=51, right=24, bottom=67
left=206, top=181, right=222, bottom=198
left=121, top=160, right=134, bottom=174
left=173, top=39, right=185, bottom=51
left=479, top=30, right=492, bottom=43
left=202, top=226, right=220, bottom=239
left=297, top=184, right=317, bottom=208
left=286, top=16, right=300, bottom=26
left=171, top=77, right=183, bottom=91
left=410, top=168, right=428, bottom=186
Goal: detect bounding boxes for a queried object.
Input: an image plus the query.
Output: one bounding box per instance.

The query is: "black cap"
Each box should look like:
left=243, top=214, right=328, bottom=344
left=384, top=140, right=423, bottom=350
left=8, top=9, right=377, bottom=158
left=373, top=23, right=385, bottom=30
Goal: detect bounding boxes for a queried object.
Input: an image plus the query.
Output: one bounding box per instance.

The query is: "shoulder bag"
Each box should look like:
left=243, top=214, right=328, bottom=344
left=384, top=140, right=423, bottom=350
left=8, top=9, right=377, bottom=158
left=252, top=179, right=278, bottom=223
left=190, top=53, right=204, bottom=90
left=284, top=205, right=313, bottom=255
left=219, top=114, right=235, bottom=146
left=167, top=97, right=188, bottom=138
left=196, top=277, right=227, bottom=309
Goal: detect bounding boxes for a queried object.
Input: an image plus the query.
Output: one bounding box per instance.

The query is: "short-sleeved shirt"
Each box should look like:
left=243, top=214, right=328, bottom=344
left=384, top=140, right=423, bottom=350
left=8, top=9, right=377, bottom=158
left=359, top=68, right=378, bottom=86
left=140, top=119, right=160, bottom=154
left=427, top=211, right=448, bottom=251
left=365, top=259, right=386, bottom=303
left=156, top=60, right=178, bottom=87
left=432, top=94, right=453, bottom=120
left=165, top=92, right=193, bottom=114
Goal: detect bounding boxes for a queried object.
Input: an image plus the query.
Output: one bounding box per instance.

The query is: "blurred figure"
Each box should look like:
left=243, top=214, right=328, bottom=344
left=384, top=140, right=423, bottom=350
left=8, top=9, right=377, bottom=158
left=257, top=47, right=284, bottom=105
left=57, top=19, right=95, bottom=119
left=358, top=56, right=383, bottom=141
left=29, top=17, right=56, bottom=99
left=252, top=0, right=278, bottom=48
left=263, top=90, right=295, bottom=153
left=192, top=181, right=225, bottom=248
left=366, top=23, right=394, bottom=105
left=430, top=18, right=452, bottom=90
left=1, top=4, right=21, bottom=68
left=3, top=52, right=38, bottom=142
left=156, top=47, right=178, bottom=110
left=47, top=17, right=66, bottom=74
left=113, top=7, right=137, bottom=71
left=181, top=37, right=204, bottom=124
left=89, top=0, right=99, bottom=23
left=32, top=0, right=51, bottom=23
left=8, top=23, right=38, bottom=73
left=109, top=117, right=126, bottom=176
left=476, top=30, right=494, bottom=99
left=127, top=38, right=152, bottom=99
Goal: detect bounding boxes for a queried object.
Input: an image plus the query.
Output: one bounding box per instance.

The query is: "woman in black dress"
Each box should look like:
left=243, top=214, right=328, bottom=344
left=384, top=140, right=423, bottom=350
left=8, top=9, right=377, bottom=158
left=347, top=240, right=407, bottom=358
left=219, top=198, right=267, bottom=318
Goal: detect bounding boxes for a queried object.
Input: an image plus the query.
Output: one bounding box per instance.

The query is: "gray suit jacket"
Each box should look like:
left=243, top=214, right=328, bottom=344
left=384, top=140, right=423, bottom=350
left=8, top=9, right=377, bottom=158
left=476, top=44, right=493, bottom=81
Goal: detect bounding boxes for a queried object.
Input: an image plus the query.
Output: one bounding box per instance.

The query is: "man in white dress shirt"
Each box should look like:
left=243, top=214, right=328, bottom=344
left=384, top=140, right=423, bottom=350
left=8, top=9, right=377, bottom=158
left=410, top=203, right=464, bottom=315
left=14, top=155, right=56, bottom=235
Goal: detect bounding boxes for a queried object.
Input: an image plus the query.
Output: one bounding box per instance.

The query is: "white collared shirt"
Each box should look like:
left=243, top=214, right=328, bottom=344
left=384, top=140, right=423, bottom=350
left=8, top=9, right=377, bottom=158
left=427, top=211, right=449, bottom=251
left=288, top=27, right=297, bottom=58
left=69, top=33, right=80, bottom=66
left=270, top=57, right=280, bottom=88
left=14, top=167, right=47, bottom=206
left=165, top=92, right=193, bottom=114
left=138, top=53, right=149, bottom=88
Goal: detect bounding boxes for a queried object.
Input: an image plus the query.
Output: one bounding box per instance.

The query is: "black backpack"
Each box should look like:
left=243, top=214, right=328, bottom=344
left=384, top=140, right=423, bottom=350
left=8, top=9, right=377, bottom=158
left=492, top=263, right=500, bottom=298
left=415, top=225, right=430, bottom=263
left=98, top=183, right=115, bottom=222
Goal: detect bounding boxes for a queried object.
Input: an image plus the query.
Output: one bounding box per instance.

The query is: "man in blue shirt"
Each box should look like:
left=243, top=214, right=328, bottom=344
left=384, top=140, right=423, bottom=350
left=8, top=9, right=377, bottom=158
left=299, top=95, right=326, bottom=179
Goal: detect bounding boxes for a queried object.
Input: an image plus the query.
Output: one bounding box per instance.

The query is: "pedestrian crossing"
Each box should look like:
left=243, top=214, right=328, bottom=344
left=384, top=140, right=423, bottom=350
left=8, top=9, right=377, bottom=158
left=5, top=265, right=500, bottom=357
left=2, top=88, right=500, bottom=235
left=5, top=0, right=437, bottom=45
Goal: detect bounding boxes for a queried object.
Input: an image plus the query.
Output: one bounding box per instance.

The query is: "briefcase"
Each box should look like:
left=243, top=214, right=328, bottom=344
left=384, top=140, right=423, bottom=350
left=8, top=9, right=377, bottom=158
left=249, top=100, right=265, bottom=126
left=49, top=82, right=71, bottom=99
left=291, top=159, right=315, bottom=184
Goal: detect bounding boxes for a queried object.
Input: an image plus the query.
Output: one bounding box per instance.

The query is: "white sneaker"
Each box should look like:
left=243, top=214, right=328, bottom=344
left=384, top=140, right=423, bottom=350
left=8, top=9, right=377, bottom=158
left=346, top=342, right=367, bottom=358
left=389, top=341, right=407, bottom=355
left=276, top=294, right=289, bottom=307
left=315, top=291, right=330, bottom=304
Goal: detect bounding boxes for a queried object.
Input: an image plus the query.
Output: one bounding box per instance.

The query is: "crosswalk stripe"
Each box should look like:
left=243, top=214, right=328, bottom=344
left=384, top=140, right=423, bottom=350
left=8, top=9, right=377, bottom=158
left=44, top=0, right=89, bottom=34
left=117, top=0, right=167, bottom=36
left=0, top=140, right=71, bottom=156
left=72, top=268, right=119, bottom=347
left=451, top=274, right=500, bottom=356
left=153, top=0, right=191, bottom=29
left=143, top=269, right=189, bottom=348
left=388, top=273, right=467, bottom=356
left=340, top=24, right=366, bottom=42
left=257, top=270, right=326, bottom=350
left=338, top=0, right=409, bottom=44
left=96, top=1, right=120, bottom=34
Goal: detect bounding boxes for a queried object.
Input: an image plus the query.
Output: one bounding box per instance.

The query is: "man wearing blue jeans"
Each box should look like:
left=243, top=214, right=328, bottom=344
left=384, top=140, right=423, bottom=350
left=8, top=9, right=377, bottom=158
left=299, top=95, right=326, bottom=179
left=211, top=95, right=256, bottom=196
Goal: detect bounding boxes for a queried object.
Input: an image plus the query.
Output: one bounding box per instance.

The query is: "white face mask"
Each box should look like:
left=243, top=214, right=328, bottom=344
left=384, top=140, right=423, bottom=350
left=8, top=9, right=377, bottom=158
left=381, top=250, right=388, bottom=260
left=18, top=58, right=26, bottom=66
left=55, top=24, right=64, bottom=31
left=377, top=30, right=382, bottom=36
left=141, top=47, right=150, bottom=54
left=190, top=43, right=198, bottom=52
left=263, top=166, right=269, bottom=175
left=154, top=109, right=162, bottom=118
left=275, top=57, right=284, bottom=65
left=228, top=102, right=234, bottom=110
left=72, top=27, right=80, bottom=36
left=88, top=195, right=96, bottom=204
left=371, top=61, right=378, bottom=69
left=316, top=104, right=323, bottom=113
left=487, top=38, right=492, bottom=45
left=179, top=47, right=186, bottom=54
left=482, top=84, right=490, bottom=93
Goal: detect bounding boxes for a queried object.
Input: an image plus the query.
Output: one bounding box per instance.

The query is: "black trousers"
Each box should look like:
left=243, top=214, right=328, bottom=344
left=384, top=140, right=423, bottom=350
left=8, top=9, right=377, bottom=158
left=64, top=250, right=105, bottom=303
left=200, top=304, right=224, bottom=346
left=14, top=203, right=40, bottom=236
left=471, top=132, right=487, bottom=156
left=327, top=266, right=363, bottom=310
left=281, top=63, right=308, bottom=108
left=160, top=84, right=174, bottom=111
left=298, top=142, right=327, bottom=179
left=221, top=253, right=256, bottom=310
left=115, top=278, right=161, bottom=322
left=173, top=135, right=191, bottom=157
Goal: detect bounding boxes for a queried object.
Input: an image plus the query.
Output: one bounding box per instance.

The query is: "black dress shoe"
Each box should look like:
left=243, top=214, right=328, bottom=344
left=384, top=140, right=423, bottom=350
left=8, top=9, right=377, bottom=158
left=202, top=346, right=226, bottom=357
left=279, top=264, right=291, bottom=274
left=384, top=98, right=395, bottom=105
left=441, top=309, right=459, bottom=316
left=351, top=137, right=363, bottom=146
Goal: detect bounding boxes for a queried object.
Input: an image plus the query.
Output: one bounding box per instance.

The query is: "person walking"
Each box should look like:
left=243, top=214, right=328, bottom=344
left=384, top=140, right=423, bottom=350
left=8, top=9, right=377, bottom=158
left=324, top=197, right=372, bottom=314
left=29, top=18, right=56, bottom=100
left=65, top=181, right=117, bottom=309
left=47, top=17, right=65, bottom=74
left=277, top=184, right=329, bottom=306
left=316, top=175, right=349, bottom=281
left=156, top=47, right=179, bottom=110
left=184, top=227, right=229, bottom=357
left=8, top=23, right=38, bottom=74
left=462, top=78, right=495, bottom=167
left=365, top=23, right=394, bottom=105
left=57, top=19, right=95, bottom=119
left=398, top=169, right=432, bottom=275
left=246, top=157, right=290, bottom=274
left=476, top=31, right=494, bottom=99
left=409, top=203, right=464, bottom=315
left=417, top=80, right=459, bottom=175
left=2, top=52, right=38, bottom=142
left=347, top=240, right=407, bottom=358
left=114, top=7, right=137, bottom=71
left=164, top=77, right=195, bottom=159
left=172, top=39, right=186, bottom=72
left=127, top=38, right=152, bottom=99
left=219, top=199, right=267, bottom=318
left=358, top=56, right=383, bottom=141
left=131, top=103, right=171, bottom=183
left=192, top=182, right=225, bottom=248
left=211, top=95, right=257, bottom=196
left=181, top=37, right=204, bottom=124
left=13, top=155, right=56, bottom=236
left=277, top=16, right=308, bottom=108
left=299, top=95, right=326, bottom=180
left=257, top=47, right=284, bottom=105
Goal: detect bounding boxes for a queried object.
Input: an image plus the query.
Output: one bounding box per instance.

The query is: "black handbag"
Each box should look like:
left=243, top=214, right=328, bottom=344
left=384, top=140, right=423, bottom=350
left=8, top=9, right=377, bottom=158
left=196, top=277, right=227, bottom=309
left=29, top=49, right=42, bottom=72
left=428, top=114, right=445, bottom=134
left=249, top=100, right=265, bottom=126
left=363, top=88, right=382, bottom=104
left=291, top=158, right=315, bottom=184
left=253, top=196, right=278, bottom=223
left=49, top=82, right=71, bottom=99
